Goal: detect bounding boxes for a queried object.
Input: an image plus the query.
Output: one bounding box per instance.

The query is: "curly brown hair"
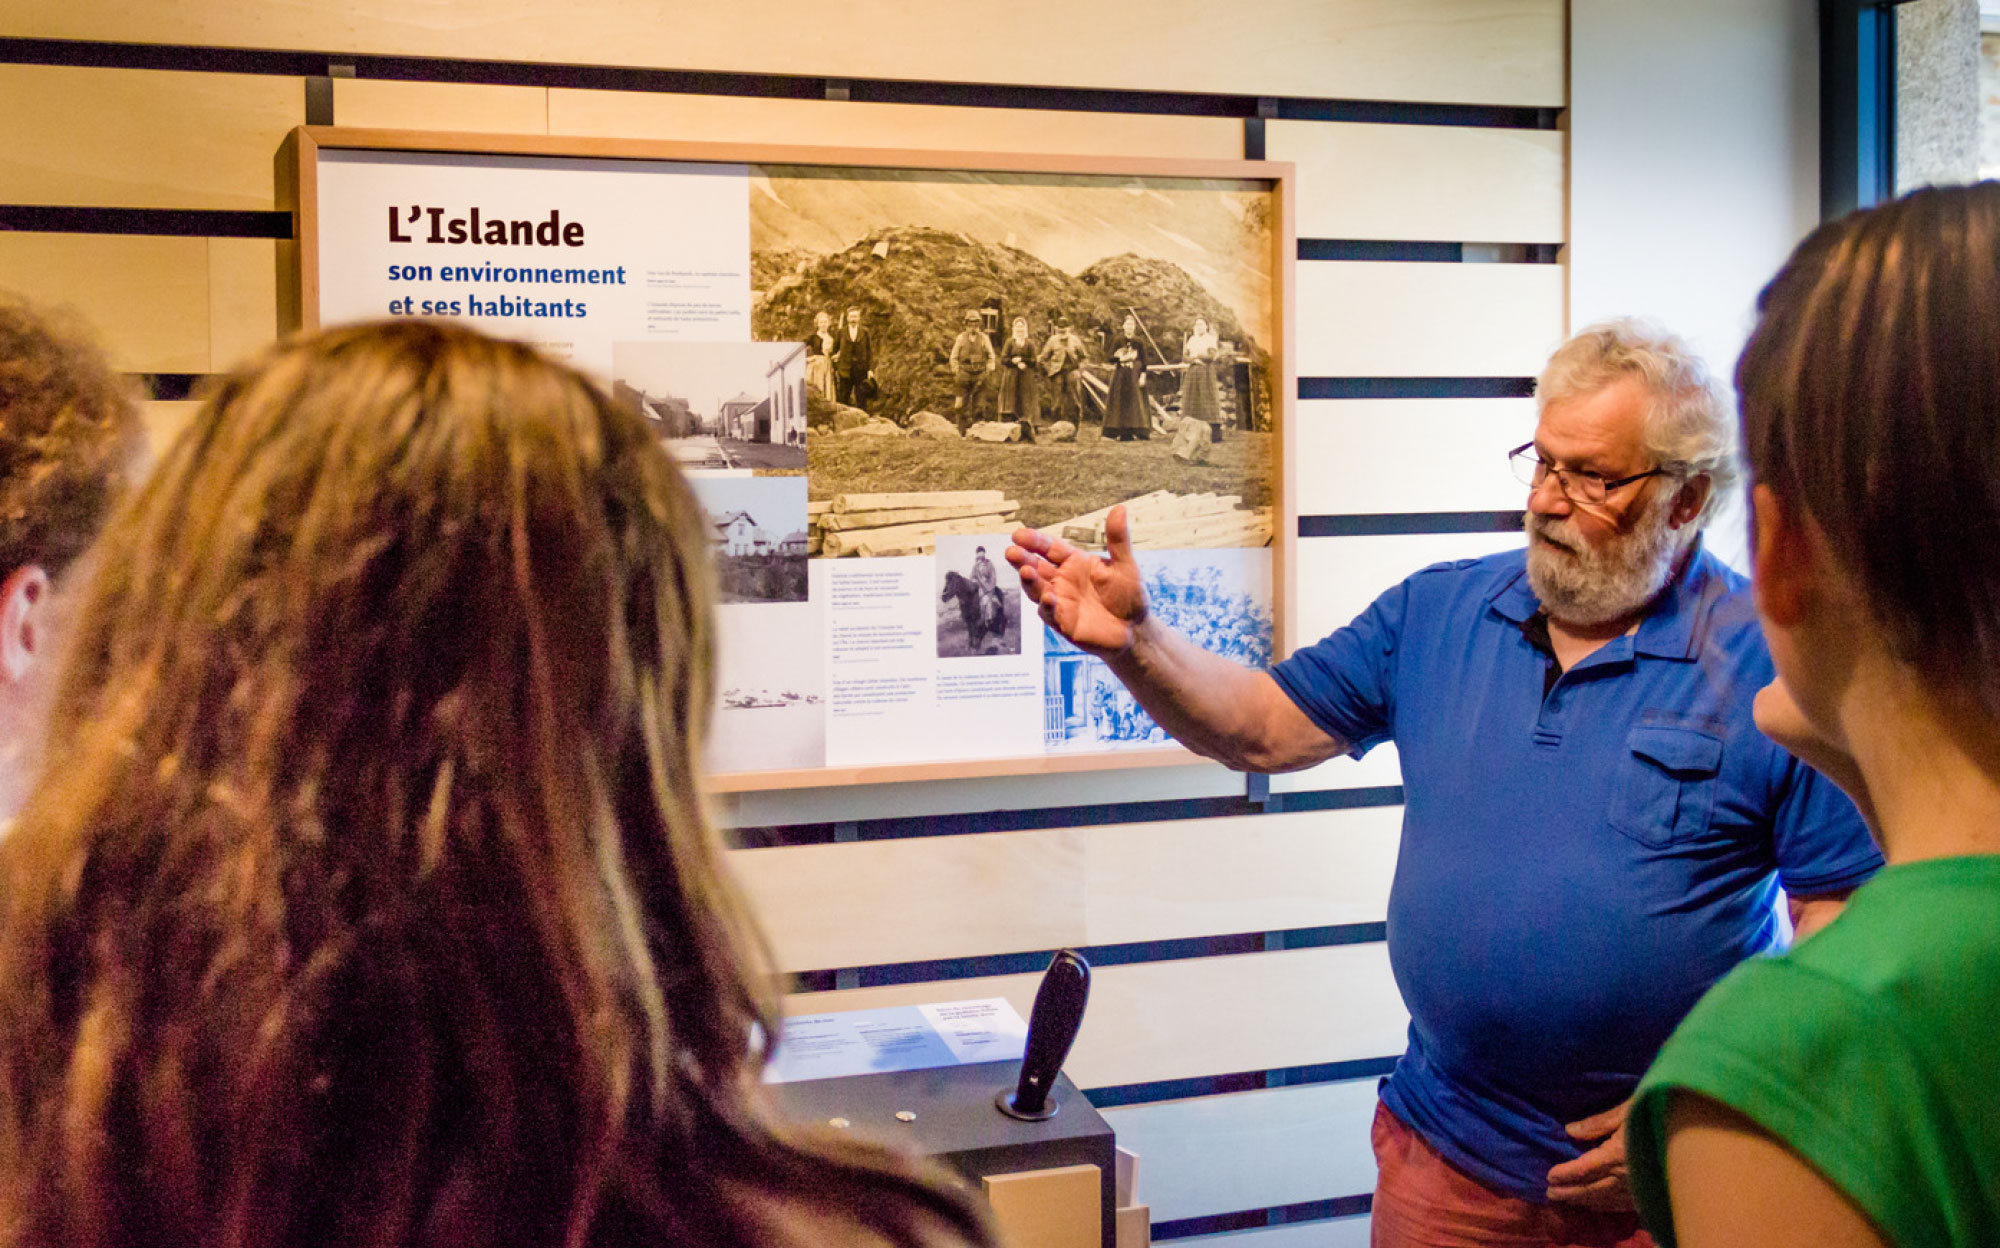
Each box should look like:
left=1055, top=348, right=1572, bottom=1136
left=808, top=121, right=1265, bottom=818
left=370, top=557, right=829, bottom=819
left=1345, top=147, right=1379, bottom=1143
left=0, top=294, right=140, bottom=578
left=0, top=320, right=992, bottom=1248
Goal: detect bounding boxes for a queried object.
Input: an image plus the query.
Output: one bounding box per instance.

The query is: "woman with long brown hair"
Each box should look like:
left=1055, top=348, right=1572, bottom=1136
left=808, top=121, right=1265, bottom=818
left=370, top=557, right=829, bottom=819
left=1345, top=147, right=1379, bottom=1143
left=0, top=320, right=994, bottom=1248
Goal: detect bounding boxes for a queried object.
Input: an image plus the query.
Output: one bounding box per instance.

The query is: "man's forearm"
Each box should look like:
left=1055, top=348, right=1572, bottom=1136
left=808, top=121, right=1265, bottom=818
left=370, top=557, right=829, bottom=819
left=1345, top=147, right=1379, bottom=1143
left=1100, top=616, right=1343, bottom=773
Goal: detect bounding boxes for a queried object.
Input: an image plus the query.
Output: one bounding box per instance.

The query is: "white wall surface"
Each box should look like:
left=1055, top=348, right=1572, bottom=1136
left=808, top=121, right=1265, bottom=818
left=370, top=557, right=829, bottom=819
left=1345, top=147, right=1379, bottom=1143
left=1569, top=0, right=1821, bottom=569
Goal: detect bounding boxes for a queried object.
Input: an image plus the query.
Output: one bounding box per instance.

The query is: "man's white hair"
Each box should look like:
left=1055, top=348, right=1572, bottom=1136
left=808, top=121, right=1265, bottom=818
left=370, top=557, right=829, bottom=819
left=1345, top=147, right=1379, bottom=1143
left=1536, top=319, right=1739, bottom=525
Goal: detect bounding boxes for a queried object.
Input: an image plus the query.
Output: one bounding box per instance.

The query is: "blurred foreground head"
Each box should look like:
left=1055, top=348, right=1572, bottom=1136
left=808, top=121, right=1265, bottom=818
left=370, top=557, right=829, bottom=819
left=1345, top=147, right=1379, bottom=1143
left=0, top=294, right=140, bottom=819
left=1738, top=181, right=2000, bottom=722
left=0, top=320, right=987, bottom=1248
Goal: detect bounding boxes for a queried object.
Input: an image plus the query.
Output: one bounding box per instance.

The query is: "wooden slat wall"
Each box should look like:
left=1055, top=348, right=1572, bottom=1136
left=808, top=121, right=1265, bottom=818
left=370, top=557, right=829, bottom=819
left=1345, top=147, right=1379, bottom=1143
left=7, top=1, right=1566, bottom=104
left=0, top=6, right=1570, bottom=1240
left=780, top=944, right=1411, bottom=1090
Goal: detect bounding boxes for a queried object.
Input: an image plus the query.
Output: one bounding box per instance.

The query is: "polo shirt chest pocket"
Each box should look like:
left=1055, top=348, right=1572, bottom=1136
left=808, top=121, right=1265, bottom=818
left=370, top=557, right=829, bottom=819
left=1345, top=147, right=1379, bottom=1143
left=1609, top=723, right=1723, bottom=848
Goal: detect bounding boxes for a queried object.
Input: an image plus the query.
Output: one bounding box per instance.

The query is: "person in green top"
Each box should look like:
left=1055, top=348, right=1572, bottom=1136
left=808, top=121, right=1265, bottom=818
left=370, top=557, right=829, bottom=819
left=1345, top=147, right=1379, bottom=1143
left=1625, top=183, right=2000, bottom=1247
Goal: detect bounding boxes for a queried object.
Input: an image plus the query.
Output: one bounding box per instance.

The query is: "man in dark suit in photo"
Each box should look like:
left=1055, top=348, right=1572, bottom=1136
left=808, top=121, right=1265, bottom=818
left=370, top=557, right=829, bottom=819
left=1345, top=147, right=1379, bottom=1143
left=832, top=304, right=876, bottom=412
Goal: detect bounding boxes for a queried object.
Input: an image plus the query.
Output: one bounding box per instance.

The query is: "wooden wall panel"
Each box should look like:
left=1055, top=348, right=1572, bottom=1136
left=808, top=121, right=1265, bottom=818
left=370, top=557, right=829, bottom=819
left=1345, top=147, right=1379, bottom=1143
left=1294, top=398, right=1538, bottom=516
left=1269, top=121, right=1565, bottom=243
left=1292, top=530, right=1523, bottom=646
left=139, top=400, right=201, bottom=468
left=782, top=943, right=1408, bottom=1089
left=1267, top=742, right=1403, bottom=796
left=1184, top=1216, right=1372, bottom=1248
left=550, top=91, right=1243, bottom=160
left=0, top=64, right=300, bottom=210
left=331, top=79, right=550, bottom=133
left=1295, top=261, right=1566, bottom=378
left=1101, top=1079, right=1379, bottom=1222
left=209, top=237, right=281, bottom=374
left=715, top=759, right=1244, bottom=829
left=9, top=1, right=1567, bottom=106
left=734, top=806, right=1401, bottom=972
left=0, top=234, right=210, bottom=373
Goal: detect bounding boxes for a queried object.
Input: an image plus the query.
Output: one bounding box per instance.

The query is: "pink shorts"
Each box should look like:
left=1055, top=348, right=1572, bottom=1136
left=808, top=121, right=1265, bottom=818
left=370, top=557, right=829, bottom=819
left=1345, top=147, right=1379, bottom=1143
left=1369, top=1102, right=1655, bottom=1248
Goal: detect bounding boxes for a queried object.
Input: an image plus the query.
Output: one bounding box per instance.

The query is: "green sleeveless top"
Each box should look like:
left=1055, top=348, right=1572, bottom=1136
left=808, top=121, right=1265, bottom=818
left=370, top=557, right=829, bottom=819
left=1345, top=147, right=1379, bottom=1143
left=1629, top=855, right=2000, bottom=1247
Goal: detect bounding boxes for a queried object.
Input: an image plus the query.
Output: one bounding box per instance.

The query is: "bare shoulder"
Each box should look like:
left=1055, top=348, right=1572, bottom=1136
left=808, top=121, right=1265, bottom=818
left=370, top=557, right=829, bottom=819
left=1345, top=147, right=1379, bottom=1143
left=1664, top=1093, right=1890, bottom=1248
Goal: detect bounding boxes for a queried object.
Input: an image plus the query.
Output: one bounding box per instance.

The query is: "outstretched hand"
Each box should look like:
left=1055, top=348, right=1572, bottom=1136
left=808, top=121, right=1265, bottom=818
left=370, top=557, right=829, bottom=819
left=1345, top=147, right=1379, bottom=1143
left=1007, top=506, right=1148, bottom=657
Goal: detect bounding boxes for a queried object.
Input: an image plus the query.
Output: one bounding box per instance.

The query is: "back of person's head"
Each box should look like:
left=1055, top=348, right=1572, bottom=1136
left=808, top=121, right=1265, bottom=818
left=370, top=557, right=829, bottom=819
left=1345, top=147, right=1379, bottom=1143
left=1737, top=181, right=2000, bottom=719
left=0, top=293, right=140, bottom=817
left=0, top=294, right=139, bottom=584
left=0, top=319, right=989, bottom=1248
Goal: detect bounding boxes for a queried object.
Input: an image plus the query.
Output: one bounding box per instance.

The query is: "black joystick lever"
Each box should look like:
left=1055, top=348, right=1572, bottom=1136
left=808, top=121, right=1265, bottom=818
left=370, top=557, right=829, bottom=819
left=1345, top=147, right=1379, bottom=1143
left=996, top=949, right=1091, bottom=1121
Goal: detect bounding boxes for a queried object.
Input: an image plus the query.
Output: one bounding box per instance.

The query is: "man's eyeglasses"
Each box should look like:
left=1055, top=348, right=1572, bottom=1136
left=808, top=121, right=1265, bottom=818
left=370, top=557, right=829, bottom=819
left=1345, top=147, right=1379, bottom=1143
left=1507, top=442, right=1666, bottom=506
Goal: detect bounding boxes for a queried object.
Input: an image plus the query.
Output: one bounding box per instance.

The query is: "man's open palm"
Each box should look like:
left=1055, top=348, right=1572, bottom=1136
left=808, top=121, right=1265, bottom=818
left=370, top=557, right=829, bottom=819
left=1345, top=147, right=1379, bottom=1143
left=1007, top=506, right=1149, bottom=656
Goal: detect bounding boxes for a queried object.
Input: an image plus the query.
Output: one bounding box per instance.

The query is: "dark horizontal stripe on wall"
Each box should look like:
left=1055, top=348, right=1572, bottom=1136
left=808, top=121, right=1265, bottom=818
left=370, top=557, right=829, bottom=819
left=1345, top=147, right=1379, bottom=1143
left=0, top=37, right=1560, bottom=129
left=790, top=921, right=1388, bottom=992
left=0, top=36, right=328, bottom=76
left=1279, top=96, right=1561, bottom=129
left=1298, top=240, right=1561, bottom=263
left=1298, top=511, right=1523, bottom=538
left=0, top=205, right=292, bottom=239
left=727, top=792, right=1260, bottom=848
left=1261, top=784, right=1404, bottom=814
left=1153, top=1193, right=1374, bottom=1241
left=1300, top=376, right=1536, bottom=400
left=1085, top=1054, right=1399, bottom=1108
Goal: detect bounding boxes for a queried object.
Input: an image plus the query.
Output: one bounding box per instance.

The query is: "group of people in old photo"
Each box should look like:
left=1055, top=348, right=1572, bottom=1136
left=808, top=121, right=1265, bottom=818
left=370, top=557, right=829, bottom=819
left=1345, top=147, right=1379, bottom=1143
left=801, top=301, right=1237, bottom=444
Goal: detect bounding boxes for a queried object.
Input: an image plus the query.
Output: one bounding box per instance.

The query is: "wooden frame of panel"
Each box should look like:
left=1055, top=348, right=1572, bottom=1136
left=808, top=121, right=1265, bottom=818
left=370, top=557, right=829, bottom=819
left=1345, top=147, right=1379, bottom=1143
left=285, top=125, right=1297, bottom=793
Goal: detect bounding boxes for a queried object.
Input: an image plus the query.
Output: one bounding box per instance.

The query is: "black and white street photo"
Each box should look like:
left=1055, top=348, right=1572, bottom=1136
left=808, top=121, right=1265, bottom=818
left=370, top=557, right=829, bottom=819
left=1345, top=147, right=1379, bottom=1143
left=613, top=339, right=808, bottom=472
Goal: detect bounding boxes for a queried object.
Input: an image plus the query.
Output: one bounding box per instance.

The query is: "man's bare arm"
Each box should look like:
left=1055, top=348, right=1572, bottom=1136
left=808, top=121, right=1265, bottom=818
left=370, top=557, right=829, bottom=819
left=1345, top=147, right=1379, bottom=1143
left=1009, top=506, right=1347, bottom=773
left=1103, top=616, right=1345, bottom=773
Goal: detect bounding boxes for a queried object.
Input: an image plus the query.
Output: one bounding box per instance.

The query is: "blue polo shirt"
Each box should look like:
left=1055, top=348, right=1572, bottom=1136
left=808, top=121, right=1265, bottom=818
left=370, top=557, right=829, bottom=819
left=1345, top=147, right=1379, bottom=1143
left=1269, top=544, right=1880, bottom=1203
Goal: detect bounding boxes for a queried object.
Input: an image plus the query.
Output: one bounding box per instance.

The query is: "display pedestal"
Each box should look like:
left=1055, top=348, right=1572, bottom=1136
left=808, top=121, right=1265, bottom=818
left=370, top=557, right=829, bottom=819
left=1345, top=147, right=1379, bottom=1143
left=770, top=1057, right=1116, bottom=1247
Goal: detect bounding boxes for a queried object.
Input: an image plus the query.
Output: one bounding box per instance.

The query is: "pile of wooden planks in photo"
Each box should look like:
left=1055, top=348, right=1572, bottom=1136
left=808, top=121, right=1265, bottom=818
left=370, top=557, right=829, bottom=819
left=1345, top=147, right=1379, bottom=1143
left=810, top=490, right=1021, bottom=557
left=1055, top=490, right=1273, bottom=550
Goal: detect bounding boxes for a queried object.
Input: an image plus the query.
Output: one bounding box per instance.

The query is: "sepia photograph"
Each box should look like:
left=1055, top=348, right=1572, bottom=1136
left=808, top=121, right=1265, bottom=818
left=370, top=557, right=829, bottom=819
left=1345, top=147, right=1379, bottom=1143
left=613, top=339, right=808, bottom=473
left=934, top=534, right=1022, bottom=658
left=1043, top=548, right=1271, bottom=751
left=686, top=474, right=810, bottom=604
left=750, top=165, right=1278, bottom=556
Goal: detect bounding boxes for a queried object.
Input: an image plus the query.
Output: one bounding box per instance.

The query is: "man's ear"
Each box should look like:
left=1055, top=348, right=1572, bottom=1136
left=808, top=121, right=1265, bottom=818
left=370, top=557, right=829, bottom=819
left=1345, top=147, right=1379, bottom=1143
left=1751, top=484, right=1818, bottom=628
left=1668, top=473, right=1712, bottom=529
left=0, top=564, right=52, bottom=684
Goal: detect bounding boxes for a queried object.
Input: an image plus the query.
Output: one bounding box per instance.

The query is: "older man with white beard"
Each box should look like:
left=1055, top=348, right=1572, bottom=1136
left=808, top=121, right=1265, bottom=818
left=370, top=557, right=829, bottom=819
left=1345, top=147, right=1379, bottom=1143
left=1007, top=320, right=1880, bottom=1248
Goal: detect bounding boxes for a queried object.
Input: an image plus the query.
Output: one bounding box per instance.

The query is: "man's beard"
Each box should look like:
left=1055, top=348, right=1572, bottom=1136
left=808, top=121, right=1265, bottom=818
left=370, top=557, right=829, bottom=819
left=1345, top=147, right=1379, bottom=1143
left=1524, top=491, right=1692, bottom=627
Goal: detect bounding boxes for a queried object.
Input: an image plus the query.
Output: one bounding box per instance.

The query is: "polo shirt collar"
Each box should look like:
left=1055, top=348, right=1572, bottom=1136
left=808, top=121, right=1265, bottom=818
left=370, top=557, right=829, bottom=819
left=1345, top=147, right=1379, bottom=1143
left=1486, top=537, right=1716, bottom=662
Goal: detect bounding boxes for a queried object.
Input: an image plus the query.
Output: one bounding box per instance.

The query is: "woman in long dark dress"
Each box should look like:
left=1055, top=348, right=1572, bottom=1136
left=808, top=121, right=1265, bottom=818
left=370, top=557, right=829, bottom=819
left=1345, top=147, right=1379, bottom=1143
left=1179, top=316, right=1223, bottom=442
left=1103, top=313, right=1149, bottom=441
left=997, top=316, right=1041, bottom=441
